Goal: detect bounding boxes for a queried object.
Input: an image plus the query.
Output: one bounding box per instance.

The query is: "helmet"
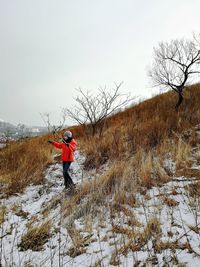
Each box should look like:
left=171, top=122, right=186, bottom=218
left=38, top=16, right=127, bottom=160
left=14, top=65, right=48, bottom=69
left=63, top=130, right=72, bottom=139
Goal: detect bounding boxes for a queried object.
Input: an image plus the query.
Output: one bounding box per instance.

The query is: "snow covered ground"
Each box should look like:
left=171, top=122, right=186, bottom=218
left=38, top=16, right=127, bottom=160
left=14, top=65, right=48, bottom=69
left=0, top=151, right=108, bottom=267
left=1, top=146, right=200, bottom=266
left=0, top=151, right=86, bottom=266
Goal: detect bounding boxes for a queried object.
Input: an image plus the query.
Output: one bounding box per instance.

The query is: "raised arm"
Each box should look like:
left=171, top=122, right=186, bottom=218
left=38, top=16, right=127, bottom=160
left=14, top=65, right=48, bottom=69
left=50, top=141, right=62, bottom=149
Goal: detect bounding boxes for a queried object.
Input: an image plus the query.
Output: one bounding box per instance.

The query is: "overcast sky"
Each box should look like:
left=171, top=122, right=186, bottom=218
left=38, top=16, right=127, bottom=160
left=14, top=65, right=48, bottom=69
left=0, top=0, right=200, bottom=126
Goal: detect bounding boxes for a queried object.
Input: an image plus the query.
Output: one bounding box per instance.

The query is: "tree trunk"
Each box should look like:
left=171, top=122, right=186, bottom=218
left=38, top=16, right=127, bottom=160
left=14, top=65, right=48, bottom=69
left=175, top=90, right=184, bottom=110
left=92, top=124, right=96, bottom=136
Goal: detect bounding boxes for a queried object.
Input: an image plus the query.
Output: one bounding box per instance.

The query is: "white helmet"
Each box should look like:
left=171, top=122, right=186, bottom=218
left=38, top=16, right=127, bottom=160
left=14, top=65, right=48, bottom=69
left=63, top=130, right=72, bottom=139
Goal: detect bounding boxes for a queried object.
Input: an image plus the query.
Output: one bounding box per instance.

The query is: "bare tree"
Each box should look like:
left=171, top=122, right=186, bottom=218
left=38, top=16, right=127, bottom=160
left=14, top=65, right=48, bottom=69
left=40, top=109, right=66, bottom=138
left=148, top=34, right=200, bottom=109
left=65, top=82, right=133, bottom=136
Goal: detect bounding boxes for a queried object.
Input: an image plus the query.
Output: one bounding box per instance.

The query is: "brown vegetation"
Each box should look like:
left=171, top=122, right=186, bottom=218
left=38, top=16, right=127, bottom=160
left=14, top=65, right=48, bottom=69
left=77, top=84, right=200, bottom=169
left=18, top=221, right=51, bottom=251
left=57, top=84, right=200, bottom=227
left=0, top=205, right=6, bottom=224
left=1, top=84, right=200, bottom=266
left=0, top=135, right=52, bottom=195
left=1, top=84, right=200, bottom=199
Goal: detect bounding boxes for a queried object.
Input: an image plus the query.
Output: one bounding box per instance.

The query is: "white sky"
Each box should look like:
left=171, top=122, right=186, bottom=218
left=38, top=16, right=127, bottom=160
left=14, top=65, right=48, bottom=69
left=0, top=0, right=200, bottom=126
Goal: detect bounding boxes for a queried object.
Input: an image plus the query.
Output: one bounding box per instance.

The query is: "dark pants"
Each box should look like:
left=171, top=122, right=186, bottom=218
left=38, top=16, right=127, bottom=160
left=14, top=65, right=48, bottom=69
left=63, top=161, right=74, bottom=188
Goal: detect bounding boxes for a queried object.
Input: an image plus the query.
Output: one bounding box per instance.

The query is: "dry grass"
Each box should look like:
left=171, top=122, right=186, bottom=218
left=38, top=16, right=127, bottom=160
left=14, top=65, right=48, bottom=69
left=154, top=239, right=193, bottom=254
left=1, top=84, right=199, bottom=198
left=66, top=223, right=95, bottom=257
left=72, top=86, right=199, bottom=208
left=171, top=140, right=192, bottom=170
left=0, top=135, right=52, bottom=195
left=177, top=168, right=200, bottom=179
left=112, top=216, right=161, bottom=243
left=0, top=205, right=6, bottom=224
left=0, top=84, right=199, bottom=267
left=146, top=216, right=162, bottom=237
left=18, top=221, right=51, bottom=251
left=24, top=264, right=34, bottom=267
left=196, top=154, right=200, bottom=164
left=188, top=224, right=200, bottom=235
left=162, top=196, right=179, bottom=207
left=66, top=138, right=192, bottom=218
left=61, top=136, right=193, bottom=223
left=186, top=181, right=200, bottom=197
left=110, top=216, right=162, bottom=265
left=79, top=84, right=200, bottom=169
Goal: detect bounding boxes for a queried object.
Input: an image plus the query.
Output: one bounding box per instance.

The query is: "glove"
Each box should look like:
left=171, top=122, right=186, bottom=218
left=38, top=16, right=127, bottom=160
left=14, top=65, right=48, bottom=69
left=48, top=140, right=52, bottom=144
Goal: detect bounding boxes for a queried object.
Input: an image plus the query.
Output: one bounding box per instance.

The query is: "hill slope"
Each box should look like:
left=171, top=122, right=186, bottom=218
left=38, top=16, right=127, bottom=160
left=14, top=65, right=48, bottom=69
left=1, top=84, right=200, bottom=266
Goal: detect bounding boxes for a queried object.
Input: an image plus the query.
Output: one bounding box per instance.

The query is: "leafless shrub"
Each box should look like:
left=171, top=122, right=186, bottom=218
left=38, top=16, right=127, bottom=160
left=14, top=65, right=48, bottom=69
left=65, top=82, right=133, bottom=136
left=40, top=109, right=67, bottom=137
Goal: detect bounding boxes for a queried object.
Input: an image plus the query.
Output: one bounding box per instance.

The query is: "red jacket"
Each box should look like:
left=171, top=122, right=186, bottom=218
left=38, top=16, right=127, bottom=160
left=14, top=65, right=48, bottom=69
left=51, top=139, right=77, bottom=162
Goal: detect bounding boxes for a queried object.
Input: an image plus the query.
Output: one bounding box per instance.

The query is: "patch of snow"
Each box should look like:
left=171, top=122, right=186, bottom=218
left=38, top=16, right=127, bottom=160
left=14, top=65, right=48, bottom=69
left=163, top=156, right=176, bottom=174
left=1, top=146, right=200, bottom=266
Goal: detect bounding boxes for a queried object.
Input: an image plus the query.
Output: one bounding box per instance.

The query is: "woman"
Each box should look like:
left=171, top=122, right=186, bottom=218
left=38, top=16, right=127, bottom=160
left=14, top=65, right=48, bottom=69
left=48, top=131, right=77, bottom=190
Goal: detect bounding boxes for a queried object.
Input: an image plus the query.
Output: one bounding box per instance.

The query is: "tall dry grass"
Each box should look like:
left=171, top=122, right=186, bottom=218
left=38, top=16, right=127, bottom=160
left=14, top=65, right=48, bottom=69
left=78, top=84, right=200, bottom=170
left=0, top=135, right=52, bottom=195
left=1, top=84, right=199, bottom=197
left=63, top=84, right=200, bottom=219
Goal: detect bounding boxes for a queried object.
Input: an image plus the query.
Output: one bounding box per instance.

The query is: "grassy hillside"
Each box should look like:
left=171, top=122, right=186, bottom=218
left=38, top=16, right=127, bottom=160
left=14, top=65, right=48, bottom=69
left=62, top=84, right=200, bottom=266
left=1, top=84, right=200, bottom=266
left=61, top=83, right=200, bottom=210
left=1, top=84, right=200, bottom=195
left=78, top=84, right=200, bottom=169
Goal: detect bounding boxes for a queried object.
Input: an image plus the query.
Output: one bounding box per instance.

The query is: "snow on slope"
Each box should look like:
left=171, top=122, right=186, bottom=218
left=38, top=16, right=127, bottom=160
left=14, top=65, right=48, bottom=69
left=0, top=151, right=108, bottom=267
left=0, top=151, right=85, bottom=266
left=1, top=143, right=200, bottom=266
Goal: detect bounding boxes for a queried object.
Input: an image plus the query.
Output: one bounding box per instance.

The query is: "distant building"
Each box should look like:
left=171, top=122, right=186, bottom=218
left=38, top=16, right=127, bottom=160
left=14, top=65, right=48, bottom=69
left=31, top=128, right=40, bottom=133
